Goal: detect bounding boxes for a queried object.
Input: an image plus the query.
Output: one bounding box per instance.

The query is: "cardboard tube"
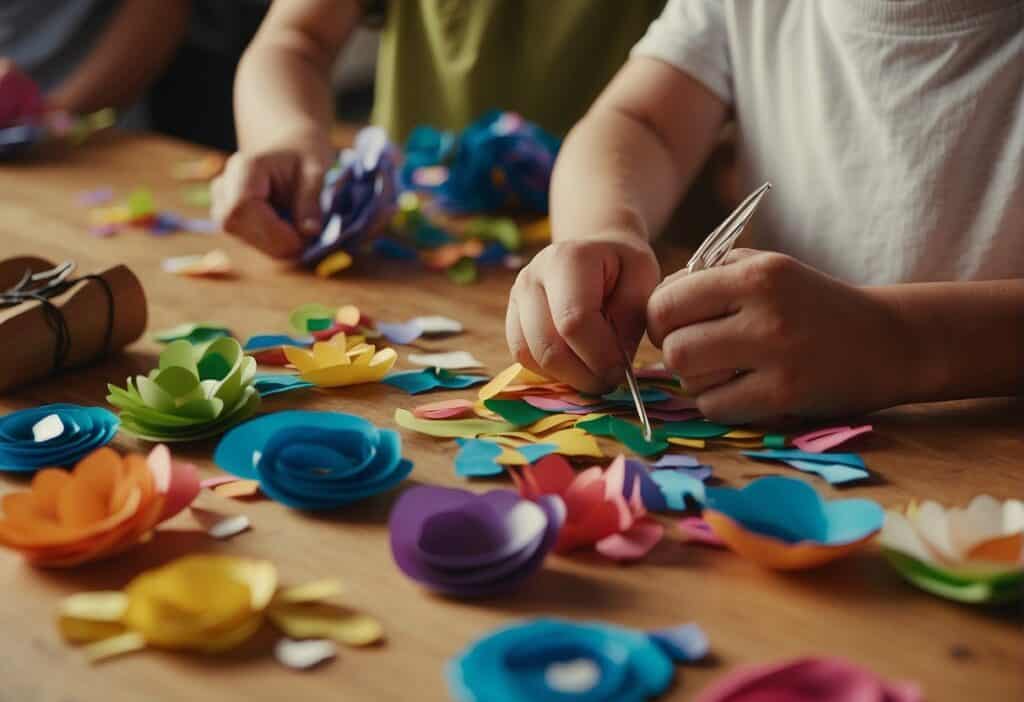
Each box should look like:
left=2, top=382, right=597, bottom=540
left=0, top=257, right=147, bottom=392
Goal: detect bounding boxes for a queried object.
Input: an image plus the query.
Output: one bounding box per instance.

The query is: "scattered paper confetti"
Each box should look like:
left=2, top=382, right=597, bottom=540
left=58, top=555, right=382, bottom=662
left=693, top=657, right=921, bottom=702
left=161, top=249, right=234, bottom=278
left=213, top=479, right=261, bottom=499
left=377, top=319, right=423, bottom=345
left=274, top=638, right=337, bottom=670
left=791, top=425, right=873, bottom=453
left=253, top=373, right=315, bottom=397
left=389, top=485, right=563, bottom=597
left=412, top=315, right=463, bottom=336
left=454, top=438, right=505, bottom=477
left=743, top=449, right=869, bottom=485
left=447, top=618, right=687, bottom=702
left=0, top=404, right=119, bottom=472
left=214, top=411, right=413, bottom=510
left=384, top=368, right=487, bottom=394
left=412, top=399, right=476, bottom=420
left=207, top=514, right=252, bottom=540
left=106, top=338, right=260, bottom=442
left=0, top=446, right=199, bottom=566
left=407, top=351, right=485, bottom=370
left=703, top=477, right=884, bottom=570
left=879, top=496, right=1024, bottom=604
left=153, top=322, right=231, bottom=346
left=284, top=333, right=397, bottom=388
left=676, top=517, right=726, bottom=548
left=315, top=250, right=353, bottom=278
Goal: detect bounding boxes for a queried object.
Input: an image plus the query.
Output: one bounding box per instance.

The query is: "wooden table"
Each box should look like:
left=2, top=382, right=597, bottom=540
left=0, top=133, right=1021, bottom=702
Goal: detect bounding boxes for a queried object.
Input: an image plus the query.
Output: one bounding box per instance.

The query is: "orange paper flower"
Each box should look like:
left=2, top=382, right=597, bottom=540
left=0, top=446, right=199, bottom=567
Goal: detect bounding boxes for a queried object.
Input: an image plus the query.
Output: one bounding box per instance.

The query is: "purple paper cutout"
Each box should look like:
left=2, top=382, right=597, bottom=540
left=378, top=320, right=424, bottom=345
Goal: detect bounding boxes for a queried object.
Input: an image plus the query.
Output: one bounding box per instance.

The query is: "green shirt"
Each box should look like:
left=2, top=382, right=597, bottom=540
left=373, top=0, right=666, bottom=142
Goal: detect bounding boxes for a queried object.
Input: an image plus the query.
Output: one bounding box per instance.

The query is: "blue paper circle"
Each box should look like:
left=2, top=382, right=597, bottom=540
left=447, top=619, right=675, bottom=702
left=0, top=404, right=119, bottom=472
left=214, top=410, right=413, bottom=510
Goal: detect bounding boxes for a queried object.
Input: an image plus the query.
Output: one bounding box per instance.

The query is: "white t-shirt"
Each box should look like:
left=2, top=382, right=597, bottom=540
left=632, top=0, right=1024, bottom=285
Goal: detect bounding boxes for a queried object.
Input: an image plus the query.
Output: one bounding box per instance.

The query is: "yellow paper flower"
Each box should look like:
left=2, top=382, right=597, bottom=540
left=58, top=555, right=383, bottom=663
left=284, top=333, right=397, bottom=387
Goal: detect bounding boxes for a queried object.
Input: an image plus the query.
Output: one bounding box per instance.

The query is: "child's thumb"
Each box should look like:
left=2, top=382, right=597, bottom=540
left=293, top=161, right=325, bottom=238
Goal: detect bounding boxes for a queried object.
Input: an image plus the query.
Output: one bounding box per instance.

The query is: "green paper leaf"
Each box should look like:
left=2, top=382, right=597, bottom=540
left=576, top=415, right=616, bottom=437
left=290, top=303, right=337, bottom=334
left=763, top=434, right=788, bottom=449
left=655, top=420, right=732, bottom=440
left=482, top=399, right=551, bottom=427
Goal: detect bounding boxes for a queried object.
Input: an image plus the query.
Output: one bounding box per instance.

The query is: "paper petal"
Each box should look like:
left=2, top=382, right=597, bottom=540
left=595, top=520, right=664, bottom=561
left=408, top=351, right=485, bottom=370
left=274, top=638, right=337, bottom=670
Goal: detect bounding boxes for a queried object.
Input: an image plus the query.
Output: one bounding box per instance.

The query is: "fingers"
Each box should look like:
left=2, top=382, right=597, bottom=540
left=647, top=269, right=739, bottom=348
left=543, top=255, right=624, bottom=387
left=660, top=316, right=751, bottom=379
left=212, top=153, right=305, bottom=259
left=505, top=297, right=544, bottom=378
left=694, top=369, right=792, bottom=424
left=292, top=160, right=326, bottom=238
left=515, top=277, right=607, bottom=394
left=680, top=369, right=740, bottom=395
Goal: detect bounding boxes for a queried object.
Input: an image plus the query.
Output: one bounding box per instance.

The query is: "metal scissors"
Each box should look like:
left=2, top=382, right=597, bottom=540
left=616, top=182, right=772, bottom=441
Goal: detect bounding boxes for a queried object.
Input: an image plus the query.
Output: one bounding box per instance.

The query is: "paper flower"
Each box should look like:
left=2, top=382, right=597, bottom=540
left=214, top=410, right=413, bottom=510
left=514, top=455, right=664, bottom=561
left=693, top=657, right=921, bottom=702
left=58, top=555, right=383, bottom=662
left=402, top=111, right=560, bottom=214
left=301, top=126, right=399, bottom=266
left=448, top=618, right=705, bottom=702
left=243, top=334, right=314, bottom=366
left=284, top=333, right=397, bottom=387
left=0, top=404, right=119, bottom=472
left=703, top=476, right=884, bottom=570
left=389, top=486, right=563, bottom=597
left=879, top=496, right=1024, bottom=604
left=107, top=338, right=260, bottom=441
left=0, top=445, right=199, bottom=566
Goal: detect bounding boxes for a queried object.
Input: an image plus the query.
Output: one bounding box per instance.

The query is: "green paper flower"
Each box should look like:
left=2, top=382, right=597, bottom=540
left=107, top=338, right=260, bottom=442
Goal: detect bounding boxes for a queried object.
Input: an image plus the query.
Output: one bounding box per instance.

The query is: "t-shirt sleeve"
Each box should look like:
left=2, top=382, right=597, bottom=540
left=630, top=0, right=733, bottom=104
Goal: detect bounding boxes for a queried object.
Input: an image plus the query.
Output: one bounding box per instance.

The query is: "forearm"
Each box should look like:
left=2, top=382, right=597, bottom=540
left=234, top=0, right=360, bottom=157
left=48, top=0, right=190, bottom=113
left=875, top=279, right=1024, bottom=403
left=551, top=57, right=726, bottom=244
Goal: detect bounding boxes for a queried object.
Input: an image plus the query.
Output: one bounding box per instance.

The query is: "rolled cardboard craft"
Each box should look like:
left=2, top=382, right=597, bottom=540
left=0, top=257, right=147, bottom=392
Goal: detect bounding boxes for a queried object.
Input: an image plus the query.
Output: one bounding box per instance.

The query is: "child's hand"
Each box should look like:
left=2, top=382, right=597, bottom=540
left=506, top=232, right=661, bottom=394
left=211, top=147, right=329, bottom=259
left=647, top=249, right=915, bottom=423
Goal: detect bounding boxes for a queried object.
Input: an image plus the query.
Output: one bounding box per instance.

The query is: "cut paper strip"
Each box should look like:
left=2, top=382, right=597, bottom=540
left=253, top=373, right=315, bottom=398
left=215, top=411, right=413, bottom=510
left=455, top=439, right=505, bottom=477
left=390, top=485, right=564, bottom=597
left=515, top=455, right=660, bottom=559
left=743, top=450, right=869, bottom=485
left=478, top=363, right=551, bottom=401
left=274, top=638, right=337, bottom=670
left=208, top=514, right=251, bottom=540
left=648, top=623, right=710, bottom=663
left=107, top=338, right=260, bottom=442
left=0, top=404, right=119, bottom=472
left=377, top=320, right=424, bottom=345
left=395, top=409, right=518, bottom=439
left=58, top=555, right=383, bottom=662
left=412, top=315, right=463, bottom=336
left=0, top=445, right=199, bottom=567
left=384, top=368, right=487, bottom=394
left=213, top=480, right=261, bottom=499
left=161, top=249, right=234, bottom=277
left=692, top=657, right=922, bottom=702
left=791, top=425, right=873, bottom=453
left=407, top=351, right=485, bottom=370
left=244, top=334, right=314, bottom=353
left=314, top=250, right=353, bottom=277
left=153, top=322, right=231, bottom=346
left=284, top=333, right=397, bottom=388
left=676, top=517, right=726, bottom=548
left=413, top=399, right=476, bottom=420
left=879, top=496, right=1024, bottom=604
left=447, top=618, right=680, bottom=702
left=703, top=476, right=884, bottom=570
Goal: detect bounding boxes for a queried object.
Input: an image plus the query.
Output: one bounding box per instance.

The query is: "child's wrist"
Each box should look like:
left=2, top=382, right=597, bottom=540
left=866, top=286, right=945, bottom=406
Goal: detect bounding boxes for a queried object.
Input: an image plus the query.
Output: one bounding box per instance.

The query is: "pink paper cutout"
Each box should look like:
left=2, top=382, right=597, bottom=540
left=677, top=517, right=725, bottom=548
left=595, top=520, right=665, bottom=561
left=792, top=425, right=873, bottom=453
left=146, top=444, right=200, bottom=522
left=413, top=399, right=476, bottom=420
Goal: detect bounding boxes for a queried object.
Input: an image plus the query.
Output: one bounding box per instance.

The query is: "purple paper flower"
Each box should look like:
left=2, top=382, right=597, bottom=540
left=389, top=486, right=564, bottom=598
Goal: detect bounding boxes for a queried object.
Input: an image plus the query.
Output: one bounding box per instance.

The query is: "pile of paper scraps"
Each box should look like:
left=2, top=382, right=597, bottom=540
left=83, top=187, right=216, bottom=238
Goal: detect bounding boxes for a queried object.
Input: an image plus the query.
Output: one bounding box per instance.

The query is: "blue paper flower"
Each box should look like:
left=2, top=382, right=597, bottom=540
left=448, top=618, right=687, bottom=702
left=0, top=404, right=119, bottom=472
left=301, top=126, right=399, bottom=266
left=402, top=111, right=560, bottom=214
left=213, top=410, right=412, bottom=510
